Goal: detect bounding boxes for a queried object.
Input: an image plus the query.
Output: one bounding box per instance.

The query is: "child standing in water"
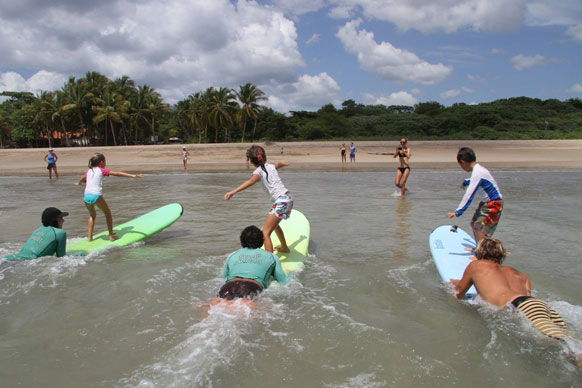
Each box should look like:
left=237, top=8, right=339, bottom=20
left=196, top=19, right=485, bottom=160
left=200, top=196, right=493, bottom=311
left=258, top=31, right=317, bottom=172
left=224, top=145, right=293, bottom=253
left=75, top=153, right=142, bottom=241
left=446, top=147, right=503, bottom=243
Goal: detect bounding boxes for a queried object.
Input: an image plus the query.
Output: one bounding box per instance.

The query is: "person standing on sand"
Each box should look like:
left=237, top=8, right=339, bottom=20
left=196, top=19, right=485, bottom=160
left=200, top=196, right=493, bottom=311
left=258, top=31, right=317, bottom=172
left=181, top=147, right=190, bottom=170
left=393, top=138, right=411, bottom=196
left=349, top=142, right=356, bottom=167
left=44, top=148, right=59, bottom=180
left=340, top=143, right=347, bottom=167
left=446, top=147, right=503, bottom=244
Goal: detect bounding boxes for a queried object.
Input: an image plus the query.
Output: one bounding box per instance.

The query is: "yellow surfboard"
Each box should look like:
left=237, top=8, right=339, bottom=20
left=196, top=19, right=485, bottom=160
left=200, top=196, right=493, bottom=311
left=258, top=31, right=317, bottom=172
left=268, top=209, right=310, bottom=274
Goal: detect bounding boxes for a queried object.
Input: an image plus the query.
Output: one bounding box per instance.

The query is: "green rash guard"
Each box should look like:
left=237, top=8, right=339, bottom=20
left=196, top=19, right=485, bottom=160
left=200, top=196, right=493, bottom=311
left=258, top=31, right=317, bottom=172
left=222, top=247, right=289, bottom=289
left=5, top=226, right=67, bottom=261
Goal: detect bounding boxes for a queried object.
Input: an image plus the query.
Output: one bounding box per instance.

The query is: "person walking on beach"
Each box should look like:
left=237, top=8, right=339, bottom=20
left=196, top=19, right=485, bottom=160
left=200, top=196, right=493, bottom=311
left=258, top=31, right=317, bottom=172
left=450, top=238, right=571, bottom=342
left=393, top=138, right=411, bottom=195
left=224, top=145, right=293, bottom=253
left=446, top=147, right=502, bottom=244
left=218, top=225, right=289, bottom=301
left=75, top=153, right=142, bottom=242
left=340, top=143, right=347, bottom=167
left=181, top=147, right=190, bottom=170
left=349, top=142, right=356, bottom=167
left=3, top=207, right=68, bottom=260
left=44, top=148, right=59, bottom=180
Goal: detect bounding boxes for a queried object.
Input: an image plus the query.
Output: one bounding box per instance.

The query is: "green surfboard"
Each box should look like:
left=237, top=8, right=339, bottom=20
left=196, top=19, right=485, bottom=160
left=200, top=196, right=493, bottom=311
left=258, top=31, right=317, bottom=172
left=269, top=209, right=310, bottom=274
left=66, top=203, right=183, bottom=256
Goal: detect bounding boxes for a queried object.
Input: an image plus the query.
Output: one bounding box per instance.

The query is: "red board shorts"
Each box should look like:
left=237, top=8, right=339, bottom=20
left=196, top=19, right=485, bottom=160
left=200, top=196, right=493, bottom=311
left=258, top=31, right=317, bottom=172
left=471, top=199, right=503, bottom=236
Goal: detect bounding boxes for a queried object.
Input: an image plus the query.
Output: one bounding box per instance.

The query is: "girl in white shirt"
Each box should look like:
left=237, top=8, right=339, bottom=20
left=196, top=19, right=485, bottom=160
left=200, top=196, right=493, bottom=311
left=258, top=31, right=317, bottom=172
left=75, top=153, right=142, bottom=242
left=224, top=145, right=293, bottom=253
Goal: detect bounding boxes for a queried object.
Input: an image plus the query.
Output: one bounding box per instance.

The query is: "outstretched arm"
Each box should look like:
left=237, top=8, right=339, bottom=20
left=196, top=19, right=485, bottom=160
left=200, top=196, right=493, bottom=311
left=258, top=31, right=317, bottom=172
left=224, top=174, right=260, bottom=200
left=109, top=171, right=143, bottom=179
left=74, top=175, right=86, bottom=186
left=274, top=160, right=289, bottom=169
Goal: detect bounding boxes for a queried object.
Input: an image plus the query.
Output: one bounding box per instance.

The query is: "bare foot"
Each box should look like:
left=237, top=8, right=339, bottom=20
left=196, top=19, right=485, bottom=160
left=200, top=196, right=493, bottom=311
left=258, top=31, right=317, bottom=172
left=87, top=237, right=93, bottom=242
left=109, top=234, right=118, bottom=241
left=469, top=255, right=477, bottom=261
left=274, top=246, right=290, bottom=253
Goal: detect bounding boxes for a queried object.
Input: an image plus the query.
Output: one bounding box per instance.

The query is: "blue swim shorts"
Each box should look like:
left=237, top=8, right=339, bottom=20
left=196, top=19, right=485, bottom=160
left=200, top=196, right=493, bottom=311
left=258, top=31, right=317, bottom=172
left=84, top=193, right=101, bottom=205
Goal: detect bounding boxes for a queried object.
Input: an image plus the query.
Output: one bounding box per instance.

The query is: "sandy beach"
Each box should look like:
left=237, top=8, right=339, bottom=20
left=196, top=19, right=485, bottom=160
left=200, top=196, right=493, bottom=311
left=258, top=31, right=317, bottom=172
left=1, top=139, right=582, bottom=175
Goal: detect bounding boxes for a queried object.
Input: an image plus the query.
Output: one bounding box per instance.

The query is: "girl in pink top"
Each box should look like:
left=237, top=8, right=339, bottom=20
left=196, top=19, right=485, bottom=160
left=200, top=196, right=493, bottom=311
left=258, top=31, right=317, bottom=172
left=75, top=153, right=142, bottom=241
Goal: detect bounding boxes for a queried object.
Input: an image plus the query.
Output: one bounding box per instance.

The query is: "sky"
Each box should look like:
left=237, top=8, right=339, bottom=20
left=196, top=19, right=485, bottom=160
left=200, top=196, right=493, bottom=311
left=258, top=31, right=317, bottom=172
left=0, top=0, right=581, bottom=113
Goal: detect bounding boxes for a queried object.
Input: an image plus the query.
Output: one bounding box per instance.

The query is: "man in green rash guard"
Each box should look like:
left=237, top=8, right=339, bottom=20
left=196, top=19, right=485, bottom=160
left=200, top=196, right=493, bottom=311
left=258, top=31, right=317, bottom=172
left=4, top=207, right=68, bottom=260
left=219, top=225, right=290, bottom=300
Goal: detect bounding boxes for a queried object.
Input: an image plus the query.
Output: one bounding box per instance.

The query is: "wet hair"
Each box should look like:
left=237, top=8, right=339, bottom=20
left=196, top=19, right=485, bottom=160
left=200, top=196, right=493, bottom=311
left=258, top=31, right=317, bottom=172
left=248, top=145, right=269, bottom=182
left=88, top=153, right=106, bottom=168
left=240, top=225, right=264, bottom=249
left=474, top=237, right=507, bottom=264
left=457, top=147, right=476, bottom=164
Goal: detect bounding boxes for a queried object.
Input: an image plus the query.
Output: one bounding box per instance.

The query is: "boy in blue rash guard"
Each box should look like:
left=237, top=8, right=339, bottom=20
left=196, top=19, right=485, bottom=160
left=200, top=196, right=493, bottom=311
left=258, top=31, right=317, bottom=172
left=446, top=147, right=503, bottom=243
left=4, top=207, right=68, bottom=260
left=219, top=225, right=289, bottom=300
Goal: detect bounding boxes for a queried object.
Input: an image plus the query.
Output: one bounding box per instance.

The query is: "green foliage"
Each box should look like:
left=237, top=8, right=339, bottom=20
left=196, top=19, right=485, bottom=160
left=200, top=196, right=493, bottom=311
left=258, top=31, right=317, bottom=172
left=2, top=72, right=582, bottom=147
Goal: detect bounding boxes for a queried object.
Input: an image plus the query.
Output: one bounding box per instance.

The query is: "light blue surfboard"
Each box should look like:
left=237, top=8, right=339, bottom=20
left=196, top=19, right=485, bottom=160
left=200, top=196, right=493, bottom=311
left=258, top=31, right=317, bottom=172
left=429, top=225, right=477, bottom=303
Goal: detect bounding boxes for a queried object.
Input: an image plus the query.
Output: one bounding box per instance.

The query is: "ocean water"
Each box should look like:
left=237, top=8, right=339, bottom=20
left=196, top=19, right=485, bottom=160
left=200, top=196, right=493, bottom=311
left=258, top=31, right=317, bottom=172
left=1, top=168, right=581, bottom=387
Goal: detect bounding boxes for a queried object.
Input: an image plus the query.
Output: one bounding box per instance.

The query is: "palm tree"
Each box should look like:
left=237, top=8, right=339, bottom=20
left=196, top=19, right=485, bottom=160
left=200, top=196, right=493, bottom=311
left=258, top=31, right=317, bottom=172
left=51, top=90, right=72, bottom=146
left=92, top=90, right=128, bottom=146
left=137, top=85, right=167, bottom=142
left=208, top=87, right=237, bottom=143
left=32, top=91, right=57, bottom=148
left=235, top=83, right=266, bottom=142
left=62, top=77, right=91, bottom=143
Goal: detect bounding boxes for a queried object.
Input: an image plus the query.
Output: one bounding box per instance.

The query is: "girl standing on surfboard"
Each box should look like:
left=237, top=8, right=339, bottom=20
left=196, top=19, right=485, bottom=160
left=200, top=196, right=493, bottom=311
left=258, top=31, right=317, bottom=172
left=224, top=145, right=292, bottom=253
left=75, top=153, right=142, bottom=242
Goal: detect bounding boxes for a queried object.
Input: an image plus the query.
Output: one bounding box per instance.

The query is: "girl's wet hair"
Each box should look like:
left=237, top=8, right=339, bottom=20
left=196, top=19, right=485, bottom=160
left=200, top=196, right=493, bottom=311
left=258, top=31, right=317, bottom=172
left=248, top=145, right=269, bottom=181
left=88, top=153, right=105, bottom=168
left=240, top=225, right=264, bottom=249
left=475, top=237, right=507, bottom=264
left=457, top=147, right=476, bottom=163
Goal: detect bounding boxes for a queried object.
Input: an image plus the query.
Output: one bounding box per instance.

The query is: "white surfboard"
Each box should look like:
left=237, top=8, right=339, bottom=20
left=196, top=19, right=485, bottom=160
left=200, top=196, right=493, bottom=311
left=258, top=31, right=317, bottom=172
left=429, top=225, right=477, bottom=303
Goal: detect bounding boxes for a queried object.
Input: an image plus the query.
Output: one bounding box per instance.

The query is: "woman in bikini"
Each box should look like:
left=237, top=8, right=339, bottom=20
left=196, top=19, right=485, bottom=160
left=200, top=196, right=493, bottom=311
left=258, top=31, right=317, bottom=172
left=393, top=138, right=411, bottom=196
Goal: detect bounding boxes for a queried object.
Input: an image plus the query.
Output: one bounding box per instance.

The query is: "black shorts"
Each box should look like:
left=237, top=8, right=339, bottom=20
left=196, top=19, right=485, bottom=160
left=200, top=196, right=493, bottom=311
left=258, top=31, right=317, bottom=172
left=218, top=279, right=262, bottom=300
left=47, top=163, right=56, bottom=170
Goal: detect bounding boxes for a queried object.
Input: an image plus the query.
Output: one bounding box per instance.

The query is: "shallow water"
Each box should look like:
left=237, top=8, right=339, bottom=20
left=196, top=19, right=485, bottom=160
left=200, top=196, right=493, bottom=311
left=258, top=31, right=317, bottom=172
left=1, top=168, right=582, bottom=387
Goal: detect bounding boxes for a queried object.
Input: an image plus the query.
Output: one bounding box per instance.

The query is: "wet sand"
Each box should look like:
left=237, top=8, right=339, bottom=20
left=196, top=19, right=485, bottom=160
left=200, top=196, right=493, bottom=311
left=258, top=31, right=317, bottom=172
left=1, top=139, right=581, bottom=176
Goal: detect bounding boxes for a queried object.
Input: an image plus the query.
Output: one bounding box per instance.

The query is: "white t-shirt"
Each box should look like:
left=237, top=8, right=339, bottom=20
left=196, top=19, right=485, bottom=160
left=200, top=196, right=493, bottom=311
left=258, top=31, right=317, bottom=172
left=84, top=167, right=110, bottom=195
left=253, top=163, right=288, bottom=202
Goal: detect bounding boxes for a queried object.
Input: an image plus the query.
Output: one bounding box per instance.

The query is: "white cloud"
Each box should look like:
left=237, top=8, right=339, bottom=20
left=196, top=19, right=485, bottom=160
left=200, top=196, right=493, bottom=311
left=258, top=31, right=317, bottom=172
left=569, top=83, right=582, bottom=93
left=329, top=0, right=525, bottom=33
left=0, top=70, right=67, bottom=94
left=328, top=5, right=355, bottom=19
left=0, top=0, right=305, bottom=104
left=565, top=23, right=582, bottom=43
left=510, top=53, right=547, bottom=70
left=306, top=33, right=321, bottom=45
left=266, top=72, right=342, bottom=112
left=441, top=89, right=462, bottom=99
left=336, top=19, right=453, bottom=84
left=462, top=87, right=475, bottom=93
left=411, top=88, right=423, bottom=95
left=362, top=91, right=417, bottom=106
left=489, top=48, right=504, bottom=54
left=525, top=0, right=582, bottom=27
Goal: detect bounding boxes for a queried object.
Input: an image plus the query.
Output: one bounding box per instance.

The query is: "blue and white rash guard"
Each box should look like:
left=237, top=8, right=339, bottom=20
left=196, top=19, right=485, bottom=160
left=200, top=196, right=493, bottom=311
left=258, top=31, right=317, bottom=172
left=455, top=163, right=502, bottom=217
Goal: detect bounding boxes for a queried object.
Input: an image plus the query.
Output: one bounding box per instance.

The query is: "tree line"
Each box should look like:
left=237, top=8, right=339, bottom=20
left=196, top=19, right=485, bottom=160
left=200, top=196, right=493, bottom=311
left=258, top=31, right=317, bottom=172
left=1, top=71, right=581, bottom=148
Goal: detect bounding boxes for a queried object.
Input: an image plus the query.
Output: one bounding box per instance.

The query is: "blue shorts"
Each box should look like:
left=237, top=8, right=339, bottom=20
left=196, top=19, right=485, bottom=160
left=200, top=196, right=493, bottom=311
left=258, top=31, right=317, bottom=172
left=84, top=193, right=101, bottom=205
left=270, top=193, right=293, bottom=220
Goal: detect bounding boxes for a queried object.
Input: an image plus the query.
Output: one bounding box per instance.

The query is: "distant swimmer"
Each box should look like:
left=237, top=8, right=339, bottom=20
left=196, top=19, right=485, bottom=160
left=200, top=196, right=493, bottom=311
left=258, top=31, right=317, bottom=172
left=181, top=146, right=190, bottom=170
left=75, top=153, right=142, bottom=242
left=446, top=147, right=502, bottom=244
left=393, top=138, right=411, bottom=196
left=4, top=207, right=68, bottom=260
left=450, top=238, right=572, bottom=345
left=224, top=145, right=293, bottom=253
left=218, top=225, right=290, bottom=301
left=44, top=148, right=59, bottom=180
left=349, top=142, right=356, bottom=167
